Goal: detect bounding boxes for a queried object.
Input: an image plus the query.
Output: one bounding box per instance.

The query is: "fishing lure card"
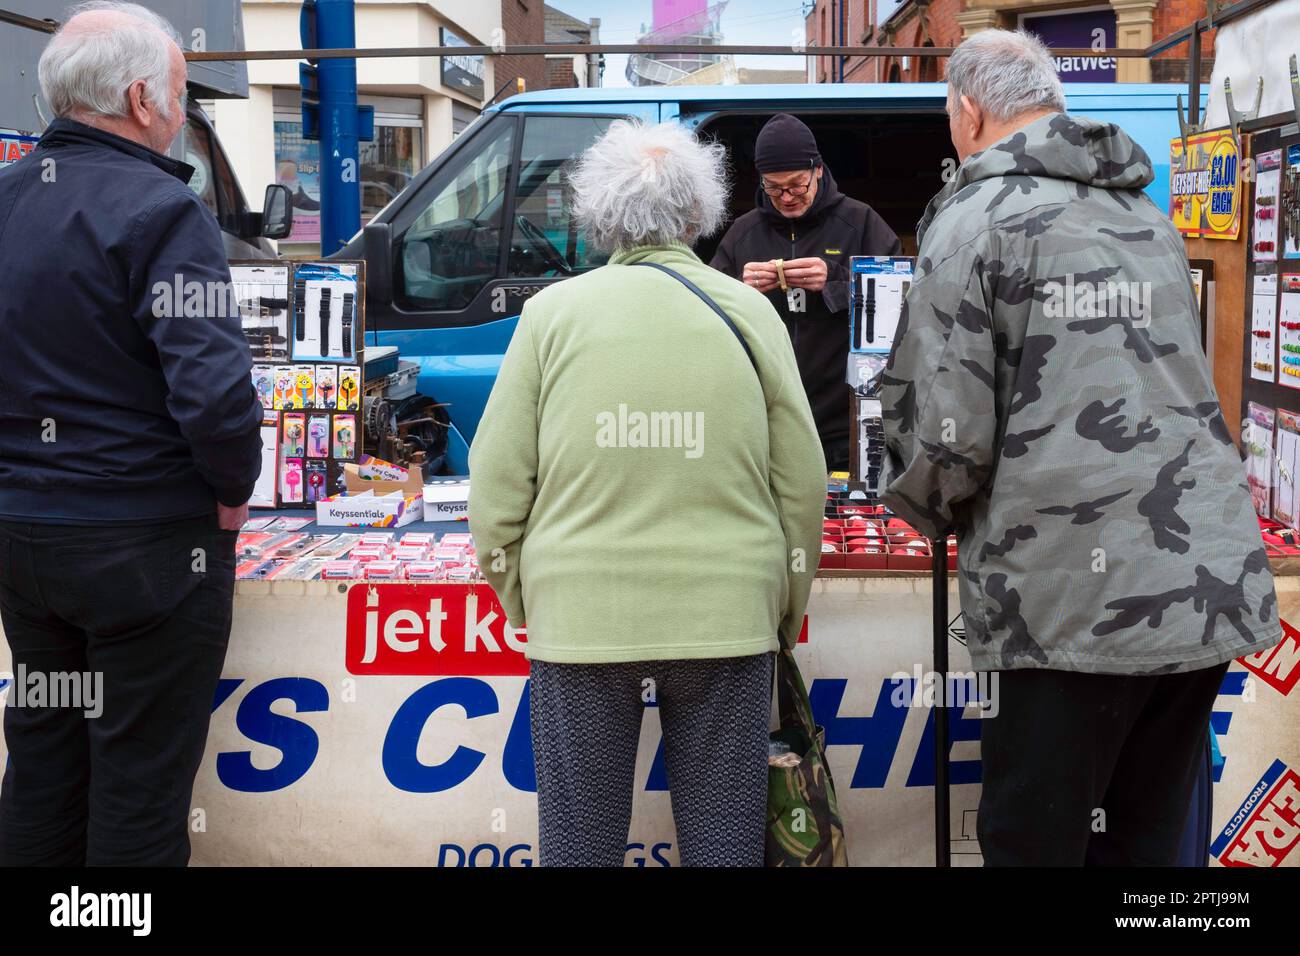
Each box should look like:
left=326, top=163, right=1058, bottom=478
left=1252, top=270, right=1278, bottom=383
left=1246, top=402, right=1276, bottom=517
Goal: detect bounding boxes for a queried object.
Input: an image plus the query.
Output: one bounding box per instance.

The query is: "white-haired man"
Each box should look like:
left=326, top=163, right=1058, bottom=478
left=0, top=2, right=261, bottom=865
left=881, top=29, right=1280, bottom=865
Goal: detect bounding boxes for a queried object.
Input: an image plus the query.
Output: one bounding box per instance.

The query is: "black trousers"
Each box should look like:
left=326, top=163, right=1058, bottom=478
left=822, top=436, right=851, bottom=472
left=0, top=514, right=236, bottom=866
left=977, top=661, right=1230, bottom=866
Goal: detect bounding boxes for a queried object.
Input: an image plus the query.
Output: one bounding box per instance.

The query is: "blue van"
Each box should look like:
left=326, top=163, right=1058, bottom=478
left=340, top=82, right=1198, bottom=472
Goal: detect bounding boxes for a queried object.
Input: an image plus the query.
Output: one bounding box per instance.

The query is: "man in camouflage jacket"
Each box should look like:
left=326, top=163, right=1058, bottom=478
left=881, top=29, right=1282, bottom=866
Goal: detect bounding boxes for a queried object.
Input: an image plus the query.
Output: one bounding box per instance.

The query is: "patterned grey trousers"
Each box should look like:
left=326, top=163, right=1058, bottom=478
left=529, top=653, right=774, bottom=867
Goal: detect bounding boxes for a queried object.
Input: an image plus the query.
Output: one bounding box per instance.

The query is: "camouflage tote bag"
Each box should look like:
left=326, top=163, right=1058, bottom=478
left=766, top=634, right=849, bottom=866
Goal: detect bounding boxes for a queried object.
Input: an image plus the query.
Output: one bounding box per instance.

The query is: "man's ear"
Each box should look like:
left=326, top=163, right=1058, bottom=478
left=959, top=94, right=982, bottom=140
left=127, top=79, right=152, bottom=128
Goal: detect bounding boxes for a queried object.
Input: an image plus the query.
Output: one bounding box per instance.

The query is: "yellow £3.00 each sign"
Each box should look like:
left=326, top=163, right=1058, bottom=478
left=1170, top=128, right=1243, bottom=240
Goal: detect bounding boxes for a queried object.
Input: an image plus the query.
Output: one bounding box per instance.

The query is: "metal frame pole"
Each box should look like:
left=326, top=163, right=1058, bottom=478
left=932, top=537, right=950, bottom=867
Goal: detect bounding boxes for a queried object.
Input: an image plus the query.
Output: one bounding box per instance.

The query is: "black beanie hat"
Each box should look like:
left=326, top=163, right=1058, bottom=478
left=754, top=113, right=821, bottom=173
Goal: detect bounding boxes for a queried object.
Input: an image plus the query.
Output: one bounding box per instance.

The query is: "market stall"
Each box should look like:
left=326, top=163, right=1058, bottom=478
left=5, top=1, right=1300, bottom=868
left=1, top=507, right=1296, bottom=867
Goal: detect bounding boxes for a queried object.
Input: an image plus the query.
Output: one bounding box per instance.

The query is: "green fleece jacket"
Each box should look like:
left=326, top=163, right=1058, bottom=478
left=468, top=241, right=827, bottom=663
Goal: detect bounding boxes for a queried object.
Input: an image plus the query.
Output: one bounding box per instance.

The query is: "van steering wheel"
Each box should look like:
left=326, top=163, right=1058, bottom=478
left=515, top=215, right=573, bottom=275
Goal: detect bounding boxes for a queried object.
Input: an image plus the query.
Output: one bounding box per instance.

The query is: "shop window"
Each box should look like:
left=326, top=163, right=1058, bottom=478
left=273, top=94, right=425, bottom=252
left=507, top=114, right=615, bottom=279
left=396, top=120, right=515, bottom=311
left=273, top=120, right=324, bottom=247
left=359, top=125, right=422, bottom=224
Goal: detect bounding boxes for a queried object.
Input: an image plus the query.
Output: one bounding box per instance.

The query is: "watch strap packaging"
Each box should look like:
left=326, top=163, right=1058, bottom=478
left=233, top=264, right=291, bottom=361
left=290, top=263, right=358, bottom=361
left=848, top=256, right=914, bottom=355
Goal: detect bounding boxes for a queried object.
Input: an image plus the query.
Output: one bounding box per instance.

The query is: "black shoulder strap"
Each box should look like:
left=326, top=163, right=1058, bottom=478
left=630, top=261, right=758, bottom=375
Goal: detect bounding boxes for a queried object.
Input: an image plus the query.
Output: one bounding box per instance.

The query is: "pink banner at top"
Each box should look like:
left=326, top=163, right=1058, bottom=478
left=653, top=0, right=707, bottom=34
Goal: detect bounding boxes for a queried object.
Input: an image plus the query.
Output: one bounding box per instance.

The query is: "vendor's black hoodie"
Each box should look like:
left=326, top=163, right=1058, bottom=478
left=710, top=164, right=900, bottom=458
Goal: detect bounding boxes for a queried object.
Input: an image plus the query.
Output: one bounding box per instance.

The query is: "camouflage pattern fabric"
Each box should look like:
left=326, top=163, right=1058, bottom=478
left=881, top=112, right=1283, bottom=675
left=766, top=637, right=848, bottom=866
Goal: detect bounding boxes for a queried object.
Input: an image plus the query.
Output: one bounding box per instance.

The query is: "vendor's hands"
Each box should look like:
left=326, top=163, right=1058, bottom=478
left=782, top=257, right=829, bottom=292
left=218, top=501, right=249, bottom=531
left=742, top=260, right=780, bottom=293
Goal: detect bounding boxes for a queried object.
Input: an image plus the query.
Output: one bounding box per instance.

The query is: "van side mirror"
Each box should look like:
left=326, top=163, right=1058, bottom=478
left=363, top=222, right=393, bottom=306
left=261, top=184, right=293, bottom=240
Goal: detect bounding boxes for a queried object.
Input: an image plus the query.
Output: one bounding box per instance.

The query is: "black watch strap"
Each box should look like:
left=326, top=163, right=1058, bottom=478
left=341, top=291, right=354, bottom=359
left=319, top=286, right=333, bottom=356
left=293, top=278, right=307, bottom=341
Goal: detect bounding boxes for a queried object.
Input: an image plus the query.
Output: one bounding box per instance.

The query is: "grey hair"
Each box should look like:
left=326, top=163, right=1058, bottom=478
left=39, top=1, right=183, bottom=123
left=569, top=120, right=729, bottom=252
left=946, top=29, right=1066, bottom=123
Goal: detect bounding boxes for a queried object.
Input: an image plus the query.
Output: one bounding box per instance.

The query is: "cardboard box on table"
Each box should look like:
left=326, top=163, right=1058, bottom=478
left=315, top=459, right=425, bottom=527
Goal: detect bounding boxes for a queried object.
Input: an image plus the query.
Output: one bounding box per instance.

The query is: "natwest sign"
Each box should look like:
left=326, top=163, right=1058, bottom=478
left=1020, top=9, right=1117, bottom=83
left=345, top=583, right=527, bottom=676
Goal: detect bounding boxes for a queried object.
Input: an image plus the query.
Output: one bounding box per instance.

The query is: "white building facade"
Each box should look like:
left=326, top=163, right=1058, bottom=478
left=210, top=1, right=498, bottom=256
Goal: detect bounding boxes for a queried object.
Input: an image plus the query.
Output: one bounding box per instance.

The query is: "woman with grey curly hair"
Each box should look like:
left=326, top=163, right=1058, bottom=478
left=469, top=120, right=826, bottom=867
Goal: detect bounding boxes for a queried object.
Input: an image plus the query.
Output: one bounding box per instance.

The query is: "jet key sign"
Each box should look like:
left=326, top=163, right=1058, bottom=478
left=345, top=583, right=528, bottom=676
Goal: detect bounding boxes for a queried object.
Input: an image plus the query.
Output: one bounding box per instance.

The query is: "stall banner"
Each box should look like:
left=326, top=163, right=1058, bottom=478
left=1211, top=758, right=1300, bottom=867
left=1170, top=129, right=1243, bottom=239
left=1240, top=619, right=1300, bottom=696
left=0, top=130, right=37, bottom=169
left=1, top=576, right=1297, bottom=867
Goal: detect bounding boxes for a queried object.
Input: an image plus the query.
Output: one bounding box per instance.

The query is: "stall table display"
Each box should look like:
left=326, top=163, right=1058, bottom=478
left=125, top=550, right=1300, bottom=867
left=7, top=480, right=1290, bottom=866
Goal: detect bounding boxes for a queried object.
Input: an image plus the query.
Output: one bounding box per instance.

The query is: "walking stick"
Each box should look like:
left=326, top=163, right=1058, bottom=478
left=932, top=535, right=951, bottom=867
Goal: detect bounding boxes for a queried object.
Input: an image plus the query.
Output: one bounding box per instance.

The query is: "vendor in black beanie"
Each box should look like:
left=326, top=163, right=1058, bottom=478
left=711, top=112, right=901, bottom=471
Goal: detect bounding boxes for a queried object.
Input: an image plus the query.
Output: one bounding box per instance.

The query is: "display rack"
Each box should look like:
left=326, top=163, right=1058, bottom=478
left=231, top=258, right=367, bottom=509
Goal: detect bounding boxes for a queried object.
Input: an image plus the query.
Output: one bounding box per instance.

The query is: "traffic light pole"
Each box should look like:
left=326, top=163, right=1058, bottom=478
left=300, top=0, right=374, bottom=255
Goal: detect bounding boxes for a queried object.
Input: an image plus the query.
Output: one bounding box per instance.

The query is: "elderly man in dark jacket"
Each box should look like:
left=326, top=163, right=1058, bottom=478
left=712, top=113, right=900, bottom=469
left=882, top=29, right=1281, bottom=866
left=0, top=2, right=261, bottom=865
